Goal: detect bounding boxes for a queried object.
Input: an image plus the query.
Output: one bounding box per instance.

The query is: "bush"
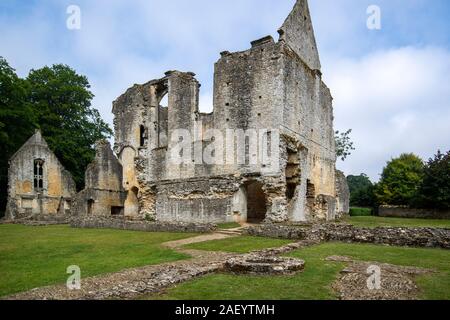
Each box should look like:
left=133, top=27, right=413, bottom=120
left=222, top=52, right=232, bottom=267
left=347, top=174, right=376, bottom=207
left=349, top=207, right=373, bottom=217
left=375, top=153, right=424, bottom=206
left=416, top=150, right=450, bottom=209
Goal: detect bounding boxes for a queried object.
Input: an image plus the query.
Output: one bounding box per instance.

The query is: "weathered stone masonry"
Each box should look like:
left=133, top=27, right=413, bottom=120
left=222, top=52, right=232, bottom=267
left=5, top=131, right=76, bottom=219
left=110, top=0, right=346, bottom=224
left=5, top=0, right=349, bottom=224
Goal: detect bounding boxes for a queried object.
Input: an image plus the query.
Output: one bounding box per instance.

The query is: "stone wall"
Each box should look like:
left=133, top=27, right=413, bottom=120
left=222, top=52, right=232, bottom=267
left=70, top=216, right=217, bottom=233
left=108, top=0, right=343, bottom=224
left=335, top=170, right=350, bottom=218
left=246, top=223, right=450, bottom=249
left=379, top=206, right=450, bottom=220
left=72, top=141, right=127, bottom=217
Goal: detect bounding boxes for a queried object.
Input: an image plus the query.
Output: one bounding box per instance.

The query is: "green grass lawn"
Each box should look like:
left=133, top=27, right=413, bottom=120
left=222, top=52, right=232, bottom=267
left=345, top=216, right=450, bottom=229
left=184, top=236, right=293, bottom=253
left=148, top=238, right=450, bottom=300
left=217, top=222, right=242, bottom=230
left=0, top=224, right=197, bottom=297
left=349, top=207, right=373, bottom=216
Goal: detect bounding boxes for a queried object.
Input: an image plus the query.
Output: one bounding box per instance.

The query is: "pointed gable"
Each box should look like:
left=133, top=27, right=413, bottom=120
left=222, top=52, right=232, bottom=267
left=278, top=0, right=321, bottom=71
left=9, top=129, right=48, bottom=161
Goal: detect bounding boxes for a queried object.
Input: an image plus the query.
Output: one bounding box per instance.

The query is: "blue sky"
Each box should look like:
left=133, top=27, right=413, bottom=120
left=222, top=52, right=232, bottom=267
left=1, top=0, right=449, bottom=181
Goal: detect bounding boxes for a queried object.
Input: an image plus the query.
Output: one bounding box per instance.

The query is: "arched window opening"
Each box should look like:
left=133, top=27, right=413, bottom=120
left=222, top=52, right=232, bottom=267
left=160, top=94, right=168, bottom=108
left=34, top=159, right=44, bottom=191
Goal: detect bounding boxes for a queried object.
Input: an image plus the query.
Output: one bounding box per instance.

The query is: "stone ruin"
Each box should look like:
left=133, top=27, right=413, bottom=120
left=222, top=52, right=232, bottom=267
left=5, top=0, right=350, bottom=224
left=224, top=255, right=305, bottom=275
left=5, top=130, right=76, bottom=220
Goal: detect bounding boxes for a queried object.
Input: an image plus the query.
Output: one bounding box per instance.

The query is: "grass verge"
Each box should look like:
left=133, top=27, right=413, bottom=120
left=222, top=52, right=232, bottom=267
left=184, top=236, right=293, bottom=253
left=217, top=222, right=241, bottom=230
left=148, top=241, right=450, bottom=300
left=0, top=224, right=197, bottom=297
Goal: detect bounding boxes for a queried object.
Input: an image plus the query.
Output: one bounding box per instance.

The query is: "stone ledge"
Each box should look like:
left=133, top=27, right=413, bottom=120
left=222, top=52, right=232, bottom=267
left=245, top=223, right=450, bottom=249
left=70, top=216, right=217, bottom=233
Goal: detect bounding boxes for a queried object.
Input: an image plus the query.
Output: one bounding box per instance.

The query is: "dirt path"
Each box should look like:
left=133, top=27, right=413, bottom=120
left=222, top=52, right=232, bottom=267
left=163, top=232, right=236, bottom=249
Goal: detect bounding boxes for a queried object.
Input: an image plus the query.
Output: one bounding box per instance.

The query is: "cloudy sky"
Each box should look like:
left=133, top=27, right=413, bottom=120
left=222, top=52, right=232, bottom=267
left=1, top=0, right=449, bottom=182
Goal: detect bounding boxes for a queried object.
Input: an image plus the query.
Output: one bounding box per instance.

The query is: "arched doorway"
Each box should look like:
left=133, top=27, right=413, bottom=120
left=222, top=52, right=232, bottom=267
left=245, top=181, right=267, bottom=223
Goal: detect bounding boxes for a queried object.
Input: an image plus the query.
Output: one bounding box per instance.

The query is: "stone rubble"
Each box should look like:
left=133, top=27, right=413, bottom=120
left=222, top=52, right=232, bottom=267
left=224, top=255, right=305, bottom=275
left=326, top=256, right=435, bottom=300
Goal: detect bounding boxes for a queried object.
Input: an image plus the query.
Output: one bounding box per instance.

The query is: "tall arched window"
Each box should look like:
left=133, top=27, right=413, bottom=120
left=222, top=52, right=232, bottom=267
left=34, top=159, right=44, bottom=191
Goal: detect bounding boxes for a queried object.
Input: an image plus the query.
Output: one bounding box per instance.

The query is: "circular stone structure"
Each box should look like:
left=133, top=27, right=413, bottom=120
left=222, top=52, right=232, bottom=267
left=224, top=255, right=305, bottom=275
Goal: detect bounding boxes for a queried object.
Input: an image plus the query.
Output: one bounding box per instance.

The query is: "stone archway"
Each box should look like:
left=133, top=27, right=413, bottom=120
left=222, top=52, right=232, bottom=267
left=245, top=181, right=267, bottom=223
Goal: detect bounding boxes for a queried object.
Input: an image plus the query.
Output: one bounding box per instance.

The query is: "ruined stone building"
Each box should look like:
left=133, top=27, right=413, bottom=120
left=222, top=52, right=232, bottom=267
left=111, top=0, right=347, bottom=223
left=5, top=130, right=76, bottom=219
left=72, top=140, right=126, bottom=217
left=5, top=0, right=349, bottom=223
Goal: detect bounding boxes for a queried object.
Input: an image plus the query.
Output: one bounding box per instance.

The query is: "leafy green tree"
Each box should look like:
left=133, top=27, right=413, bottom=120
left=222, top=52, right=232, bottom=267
left=26, top=64, right=113, bottom=189
left=0, top=57, right=36, bottom=214
left=335, top=129, right=355, bottom=161
left=375, top=153, right=424, bottom=206
left=417, top=150, right=450, bottom=209
left=347, top=174, right=376, bottom=207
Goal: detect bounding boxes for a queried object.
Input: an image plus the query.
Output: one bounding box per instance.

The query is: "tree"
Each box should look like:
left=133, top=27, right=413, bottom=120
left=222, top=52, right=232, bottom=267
left=375, top=153, right=424, bottom=206
left=335, top=129, right=355, bottom=161
left=26, top=64, right=113, bottom=189
left=417, top=150, right=450, bottom=209
left=0, top=57, right=36, bottom=214
left=347, top=174, right=376, bottom=207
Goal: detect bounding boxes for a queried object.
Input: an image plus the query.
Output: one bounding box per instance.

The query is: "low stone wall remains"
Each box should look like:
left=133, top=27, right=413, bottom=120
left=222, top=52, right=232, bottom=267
left=70, top=216, right=217, bottom=233
left=246, top=223, right=450, bottom=249
left=378, top=205, right=450, bottom=220
left=0, top=214, right=71, bottom=226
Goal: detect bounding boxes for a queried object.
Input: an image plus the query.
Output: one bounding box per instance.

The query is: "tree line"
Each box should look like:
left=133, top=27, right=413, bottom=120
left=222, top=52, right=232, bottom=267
left=347, top=151, right=450, bottom=210
left=0, top=57, right=112, bottom=214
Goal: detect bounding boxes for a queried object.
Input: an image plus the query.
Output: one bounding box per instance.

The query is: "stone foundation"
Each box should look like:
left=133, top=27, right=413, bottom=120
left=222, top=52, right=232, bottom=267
left=70, top=216, right=216, bottom=233
left=224, top=255, right=305, bottom=275
left=246, top=223, right=450, bottom=249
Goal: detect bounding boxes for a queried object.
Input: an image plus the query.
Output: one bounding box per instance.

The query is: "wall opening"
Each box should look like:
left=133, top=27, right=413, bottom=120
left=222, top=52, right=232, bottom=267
left=87, top=199, right=94, bottom=215
left=285, top=149, right=300, bottom=202
left=245, top=181, right=267, bottom=223
left=33, top=159, right=44, bottom=191
left=111, top=206, right=124, bottom=216
left=306, top=180, right=315, bottom=198
left=157, top=91, right=169, bottom=148
left=139, top=125, right=147, bottom=147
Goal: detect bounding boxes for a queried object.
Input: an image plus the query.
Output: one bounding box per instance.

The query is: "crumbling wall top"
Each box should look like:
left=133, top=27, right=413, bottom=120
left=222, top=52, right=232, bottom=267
left=278, top=0, right=321, bottom=71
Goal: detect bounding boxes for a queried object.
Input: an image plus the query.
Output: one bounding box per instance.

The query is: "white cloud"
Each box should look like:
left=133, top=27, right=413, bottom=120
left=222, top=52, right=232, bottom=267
left=327, top=46, right=450, bottom=181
